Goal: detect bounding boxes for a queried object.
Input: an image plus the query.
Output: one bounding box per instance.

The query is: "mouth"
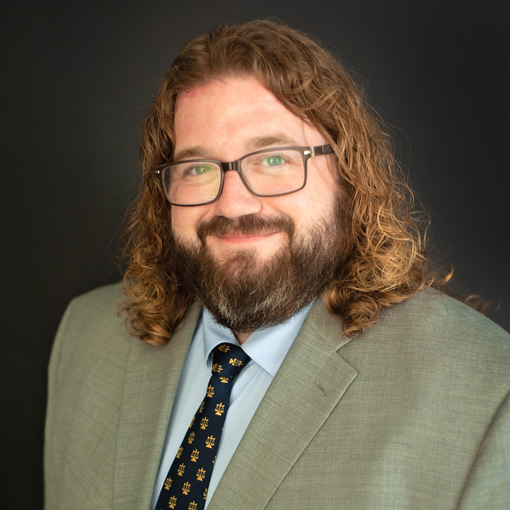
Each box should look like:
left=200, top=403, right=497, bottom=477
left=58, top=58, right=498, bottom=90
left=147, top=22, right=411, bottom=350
left=197, top=214, right=294, bottom=247
left=212, top=230, right=281, bottom=244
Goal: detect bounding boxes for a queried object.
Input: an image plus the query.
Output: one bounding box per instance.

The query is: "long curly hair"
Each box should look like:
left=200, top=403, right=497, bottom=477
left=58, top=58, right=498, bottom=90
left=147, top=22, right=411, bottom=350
left=123, top=20, right=456, bottom=346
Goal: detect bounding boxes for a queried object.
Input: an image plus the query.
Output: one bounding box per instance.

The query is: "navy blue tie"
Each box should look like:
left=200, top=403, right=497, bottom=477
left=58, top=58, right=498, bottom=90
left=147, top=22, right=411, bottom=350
left=155, top=343, right=250, bottom=510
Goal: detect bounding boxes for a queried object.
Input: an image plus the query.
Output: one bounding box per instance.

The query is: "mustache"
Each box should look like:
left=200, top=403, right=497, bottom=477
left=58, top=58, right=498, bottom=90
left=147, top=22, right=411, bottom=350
left=197, top=214, right=295, bottom=242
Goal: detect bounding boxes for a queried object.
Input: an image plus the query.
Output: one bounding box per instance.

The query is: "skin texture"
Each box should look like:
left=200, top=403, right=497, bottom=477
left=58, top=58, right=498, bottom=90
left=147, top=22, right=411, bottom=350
left=171, top=77, right=340, bottom=342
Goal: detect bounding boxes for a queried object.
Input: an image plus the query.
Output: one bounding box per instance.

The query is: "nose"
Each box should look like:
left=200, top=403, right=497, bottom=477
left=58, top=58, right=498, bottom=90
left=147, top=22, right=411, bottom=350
left=213, top=170, right=262, bottom=218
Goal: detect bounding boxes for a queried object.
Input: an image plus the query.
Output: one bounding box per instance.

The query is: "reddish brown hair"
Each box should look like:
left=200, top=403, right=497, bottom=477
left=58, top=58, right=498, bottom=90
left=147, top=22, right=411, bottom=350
left=123, top=20, right=455, bottom=345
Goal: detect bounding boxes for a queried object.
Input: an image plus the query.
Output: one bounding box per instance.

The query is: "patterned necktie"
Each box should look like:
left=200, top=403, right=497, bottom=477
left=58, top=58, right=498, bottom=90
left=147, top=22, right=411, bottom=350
left=155, top=343, right=251, bottom=510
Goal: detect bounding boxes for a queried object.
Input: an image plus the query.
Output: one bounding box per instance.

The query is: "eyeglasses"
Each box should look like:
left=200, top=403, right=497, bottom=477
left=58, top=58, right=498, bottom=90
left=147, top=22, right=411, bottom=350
left=154, top=144, right=334, bottom=206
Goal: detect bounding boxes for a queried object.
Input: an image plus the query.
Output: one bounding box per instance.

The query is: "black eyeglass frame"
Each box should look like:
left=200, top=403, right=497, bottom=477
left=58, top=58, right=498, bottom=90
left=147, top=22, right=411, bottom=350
left=154, top=144, right=334, bottom=207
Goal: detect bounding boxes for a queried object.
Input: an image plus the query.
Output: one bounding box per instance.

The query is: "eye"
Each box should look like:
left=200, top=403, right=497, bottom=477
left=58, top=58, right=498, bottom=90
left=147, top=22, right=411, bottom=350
left=188, top=164, right=215, bottom=176
left=260, top=155, right=287, bottom=167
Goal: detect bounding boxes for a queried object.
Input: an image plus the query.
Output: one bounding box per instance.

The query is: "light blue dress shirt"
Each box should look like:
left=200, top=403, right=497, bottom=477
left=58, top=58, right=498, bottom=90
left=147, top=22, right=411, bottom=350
left=151, top=301, right=314, bottom=509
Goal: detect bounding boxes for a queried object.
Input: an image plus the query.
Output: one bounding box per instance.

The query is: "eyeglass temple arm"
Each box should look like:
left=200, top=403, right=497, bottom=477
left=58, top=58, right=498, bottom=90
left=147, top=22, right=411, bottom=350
left=313, top=144, right=334, bottom=156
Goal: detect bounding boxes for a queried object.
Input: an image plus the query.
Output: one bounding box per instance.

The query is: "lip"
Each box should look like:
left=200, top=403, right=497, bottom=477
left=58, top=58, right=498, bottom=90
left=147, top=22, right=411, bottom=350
left=212, top=231, right=281, bottom=244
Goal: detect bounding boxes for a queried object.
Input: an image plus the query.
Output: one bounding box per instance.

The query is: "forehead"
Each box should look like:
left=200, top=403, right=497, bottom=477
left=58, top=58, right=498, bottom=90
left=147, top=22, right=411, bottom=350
left=173, top=77, right=325, bottom=159
left=176, top=77, right=281, bottom=114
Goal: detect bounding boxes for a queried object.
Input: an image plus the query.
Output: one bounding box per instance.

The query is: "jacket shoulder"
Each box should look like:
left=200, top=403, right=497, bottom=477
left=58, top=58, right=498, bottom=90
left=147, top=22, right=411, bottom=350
left=66, top=281, right=127, bottom=322
left=377, top=288, right=510, bottom=351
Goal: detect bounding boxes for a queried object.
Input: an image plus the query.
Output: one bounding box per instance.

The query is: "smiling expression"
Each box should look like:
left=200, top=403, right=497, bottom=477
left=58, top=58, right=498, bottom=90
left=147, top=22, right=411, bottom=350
left=171, top=76, right=340, bottom=266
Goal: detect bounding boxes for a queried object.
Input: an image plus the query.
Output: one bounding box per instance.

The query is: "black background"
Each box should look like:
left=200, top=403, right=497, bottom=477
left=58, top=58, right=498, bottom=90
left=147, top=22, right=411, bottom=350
left=1, top=1, right=508, bottom=507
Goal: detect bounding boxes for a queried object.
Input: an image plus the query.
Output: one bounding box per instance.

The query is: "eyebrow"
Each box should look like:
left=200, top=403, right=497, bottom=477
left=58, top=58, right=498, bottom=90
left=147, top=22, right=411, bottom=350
left=248, top=135, right=297, bottom=150
left=173, top=134, right=298, bottom=162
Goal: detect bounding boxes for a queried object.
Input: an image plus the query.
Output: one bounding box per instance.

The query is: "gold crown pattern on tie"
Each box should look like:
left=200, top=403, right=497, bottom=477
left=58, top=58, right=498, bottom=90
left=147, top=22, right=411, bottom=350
left=155, top=343, right=250, bottom=510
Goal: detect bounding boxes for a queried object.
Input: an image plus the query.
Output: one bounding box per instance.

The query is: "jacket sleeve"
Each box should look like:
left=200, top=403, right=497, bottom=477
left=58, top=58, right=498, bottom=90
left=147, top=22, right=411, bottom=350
left=44, top=298, right=76, bottom=509
left=457, top=390, right=510, bottom=509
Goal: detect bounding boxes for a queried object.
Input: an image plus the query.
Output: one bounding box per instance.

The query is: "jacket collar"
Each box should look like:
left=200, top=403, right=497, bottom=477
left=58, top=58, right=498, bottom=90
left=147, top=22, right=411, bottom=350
left=208, top=297, right=358, bottom=509
left=113, top=302, right=202, bottom=510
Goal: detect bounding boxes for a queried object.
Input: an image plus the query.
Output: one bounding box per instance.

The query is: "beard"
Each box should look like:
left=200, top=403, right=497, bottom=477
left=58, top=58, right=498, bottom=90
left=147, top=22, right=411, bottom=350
left=170, top=199, right=347, bottom=333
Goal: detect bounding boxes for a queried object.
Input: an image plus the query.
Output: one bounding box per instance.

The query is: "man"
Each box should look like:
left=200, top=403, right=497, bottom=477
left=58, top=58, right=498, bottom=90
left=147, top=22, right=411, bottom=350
left=45, top=20, right=510, bottom=509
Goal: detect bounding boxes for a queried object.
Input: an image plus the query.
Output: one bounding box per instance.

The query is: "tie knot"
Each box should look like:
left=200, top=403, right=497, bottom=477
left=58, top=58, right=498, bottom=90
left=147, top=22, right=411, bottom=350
left=211, top=343, right=250, bottom=379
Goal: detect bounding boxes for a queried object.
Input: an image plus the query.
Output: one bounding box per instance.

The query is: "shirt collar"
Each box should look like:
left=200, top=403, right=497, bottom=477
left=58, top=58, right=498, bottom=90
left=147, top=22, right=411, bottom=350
left=200, top=300, right=315, bottom=377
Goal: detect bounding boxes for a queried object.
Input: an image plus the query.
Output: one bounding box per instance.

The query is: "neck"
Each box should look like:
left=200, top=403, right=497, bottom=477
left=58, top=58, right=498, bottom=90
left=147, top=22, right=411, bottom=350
left=233, top=330, right=252, bottom=344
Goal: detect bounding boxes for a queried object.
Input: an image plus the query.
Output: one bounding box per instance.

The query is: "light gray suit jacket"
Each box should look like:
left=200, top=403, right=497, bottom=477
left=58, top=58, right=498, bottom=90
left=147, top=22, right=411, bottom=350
left=45, top=283, right=510, bottom=509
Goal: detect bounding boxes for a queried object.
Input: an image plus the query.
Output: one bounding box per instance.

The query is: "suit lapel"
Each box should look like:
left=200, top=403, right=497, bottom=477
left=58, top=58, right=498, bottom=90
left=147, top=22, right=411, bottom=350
left=113, top=303, right=202, bottom=510
left=209, top=299, right=357, bottom=509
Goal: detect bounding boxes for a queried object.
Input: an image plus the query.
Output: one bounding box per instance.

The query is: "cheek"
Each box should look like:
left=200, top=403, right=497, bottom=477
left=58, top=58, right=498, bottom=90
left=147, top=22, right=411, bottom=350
left=171, top=207, right=198, bottom=240
left=171, top=205, right=214, bottom=241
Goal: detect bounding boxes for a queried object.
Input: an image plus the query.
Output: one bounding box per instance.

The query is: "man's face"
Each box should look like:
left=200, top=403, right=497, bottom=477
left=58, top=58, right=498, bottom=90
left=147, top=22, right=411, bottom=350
left=170, top=77, right=346, bottom=336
